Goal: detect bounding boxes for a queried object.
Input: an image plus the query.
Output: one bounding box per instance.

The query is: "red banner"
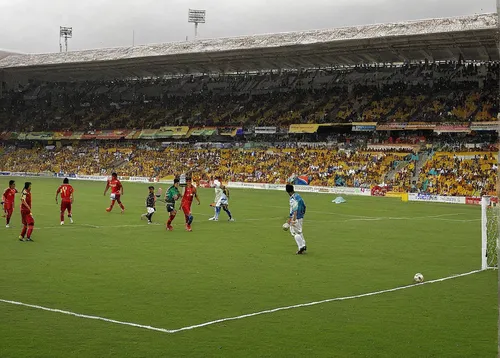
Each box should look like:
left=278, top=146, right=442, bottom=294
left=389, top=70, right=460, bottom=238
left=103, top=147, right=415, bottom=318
left=465, top=197, right=481, bottom=205
left=466, top=197, right=499, bottom=205
left=434, top=125, right=471, bottom=133
left=371, top=185, right=388, bottom=197
left=198, top=180, right=211, bottom=188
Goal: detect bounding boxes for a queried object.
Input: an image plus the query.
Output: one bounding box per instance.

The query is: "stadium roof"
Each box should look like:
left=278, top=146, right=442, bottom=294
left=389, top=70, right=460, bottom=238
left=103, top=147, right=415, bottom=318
left=0, top=49, right=21, bottom=61
left=0, top=13, right=498, bottom=82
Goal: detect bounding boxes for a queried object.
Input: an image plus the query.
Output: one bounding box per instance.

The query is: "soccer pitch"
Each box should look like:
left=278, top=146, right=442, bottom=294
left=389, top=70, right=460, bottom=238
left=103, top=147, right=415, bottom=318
left=0, top=177, right=497, bottom=358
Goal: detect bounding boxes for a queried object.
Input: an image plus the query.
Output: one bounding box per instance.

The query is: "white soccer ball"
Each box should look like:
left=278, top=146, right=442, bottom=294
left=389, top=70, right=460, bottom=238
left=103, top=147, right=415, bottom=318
left=282, top=223, right=290, bottom=231
left=413, top=273, right=424, bottom=283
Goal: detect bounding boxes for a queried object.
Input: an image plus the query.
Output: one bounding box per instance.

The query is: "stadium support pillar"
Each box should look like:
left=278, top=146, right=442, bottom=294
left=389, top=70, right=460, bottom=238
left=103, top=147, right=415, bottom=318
left=0, top=70, right=4, bottom=98
left=496, top=1, right=500, bottom=355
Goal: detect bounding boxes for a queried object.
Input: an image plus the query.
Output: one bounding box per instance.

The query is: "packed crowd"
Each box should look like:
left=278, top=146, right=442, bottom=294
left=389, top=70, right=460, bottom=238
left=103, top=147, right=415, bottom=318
left=418, top=153, right=497, bottom=196
left=0, top=142, right=406, bottom=187
left=0, top=62, right=497, bottom=132
left=389, top=155, right=418, bottom=191
left=0, top=145, right=130, bottom=176
left=1, top=139, right=497, bottom=196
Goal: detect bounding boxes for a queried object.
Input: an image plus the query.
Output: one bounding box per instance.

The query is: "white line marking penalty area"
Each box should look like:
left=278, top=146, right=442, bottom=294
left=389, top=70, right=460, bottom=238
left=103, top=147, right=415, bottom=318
left=0, top=269, right=487, bottom=334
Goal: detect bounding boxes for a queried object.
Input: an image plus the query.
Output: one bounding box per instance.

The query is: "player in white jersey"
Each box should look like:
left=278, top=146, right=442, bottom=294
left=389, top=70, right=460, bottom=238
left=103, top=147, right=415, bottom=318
left=209, top=177, right=234, bottom=221
left=209, top=176, right=223, bottom=221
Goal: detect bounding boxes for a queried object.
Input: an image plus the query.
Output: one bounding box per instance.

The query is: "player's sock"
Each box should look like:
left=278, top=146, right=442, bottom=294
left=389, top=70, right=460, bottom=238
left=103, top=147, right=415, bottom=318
left=215, top=206, right=221, bottom=219
left=27, top=225, right=34, bottom=239
left=223, top=207, right=232, bottom=219
left=167, top=213, right=176, bottom=226
left=69, top=215, right=73, bottom=224
left=108, top=200, right=115, bottom=211
left=188, top=215, right=194, bottom=225
left=60, top=212, right=64, bottom=222
left=6, top=216, right=10, bottom=225
left=119, top=203, right=125, bottom=211
left=294, top=234, right=303, bottom=250
left=20, top=225, right=27, bottom=238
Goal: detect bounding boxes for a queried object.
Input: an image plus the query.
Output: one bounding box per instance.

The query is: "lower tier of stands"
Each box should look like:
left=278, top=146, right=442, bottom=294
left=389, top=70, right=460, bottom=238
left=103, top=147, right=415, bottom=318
left=1, top=144, right=496, bottom=197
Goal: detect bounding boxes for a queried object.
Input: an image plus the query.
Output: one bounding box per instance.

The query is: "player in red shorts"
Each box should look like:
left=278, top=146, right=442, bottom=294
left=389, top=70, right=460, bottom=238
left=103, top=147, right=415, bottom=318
left=2, top=180, right=18, bottom=228
left=56, top=178, right=74, bottom=225
left=180, top=177, right=200, bottom=232
left=103, top=172, right=125, bottom=213
left=19, top=182, right=34, bottom=242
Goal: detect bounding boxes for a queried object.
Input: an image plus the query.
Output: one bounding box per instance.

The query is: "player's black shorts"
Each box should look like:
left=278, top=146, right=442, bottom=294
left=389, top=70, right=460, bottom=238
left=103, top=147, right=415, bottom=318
left=166, top=204, right=176, bottom=213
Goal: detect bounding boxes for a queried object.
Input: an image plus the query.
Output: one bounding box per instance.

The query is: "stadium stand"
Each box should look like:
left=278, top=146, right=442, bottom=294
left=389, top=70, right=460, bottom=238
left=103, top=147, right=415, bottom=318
left=0, top=13, right=498, bottom=197
left=418, top=152, right=497, bottom=196
left=0, top=63, right=498, bottom=131
left=0, top=139, right=496, bottom=196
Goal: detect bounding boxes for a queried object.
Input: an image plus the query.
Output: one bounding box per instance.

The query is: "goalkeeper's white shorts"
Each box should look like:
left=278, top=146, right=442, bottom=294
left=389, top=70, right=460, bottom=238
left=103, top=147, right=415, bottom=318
left=289, top=218, right=303, bottom=236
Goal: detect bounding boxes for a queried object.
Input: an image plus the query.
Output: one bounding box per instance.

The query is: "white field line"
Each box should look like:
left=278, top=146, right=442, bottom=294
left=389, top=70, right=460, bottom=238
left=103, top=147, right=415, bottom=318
left=36, top=223, right=163, bottom=230
left=0, top=269, right=488, bottom=334
left=29, top=213, right=475, bottom=230
left=330, top=213, right=478, bottom=223
left=301, top=218, right=479, bottom=224
left=34, top=217, right=286, bottom=230
left=262, top=204, right=471, bottom=219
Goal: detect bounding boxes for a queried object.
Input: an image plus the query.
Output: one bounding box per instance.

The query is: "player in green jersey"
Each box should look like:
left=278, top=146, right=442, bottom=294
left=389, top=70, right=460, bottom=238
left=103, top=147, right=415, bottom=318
left=165, top=178, right=181, bottom=231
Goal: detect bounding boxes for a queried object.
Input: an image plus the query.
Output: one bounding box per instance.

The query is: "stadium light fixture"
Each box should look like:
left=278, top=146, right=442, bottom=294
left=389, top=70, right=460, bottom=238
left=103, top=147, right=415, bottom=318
left=188, top=9, right=206, bottom=39
left=59, top=26, right=73, bottom=53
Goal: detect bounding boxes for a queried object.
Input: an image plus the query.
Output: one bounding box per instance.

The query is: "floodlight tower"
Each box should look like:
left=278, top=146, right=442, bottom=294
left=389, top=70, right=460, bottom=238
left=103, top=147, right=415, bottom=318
left=188, top=9, right=206, bottom=39
left=59, top=26, right=73, bottom=52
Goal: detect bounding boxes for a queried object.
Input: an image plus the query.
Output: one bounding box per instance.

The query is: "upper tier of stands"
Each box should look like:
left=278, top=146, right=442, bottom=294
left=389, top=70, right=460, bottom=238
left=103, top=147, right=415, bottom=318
left=1, top=62, right=498, bottom=132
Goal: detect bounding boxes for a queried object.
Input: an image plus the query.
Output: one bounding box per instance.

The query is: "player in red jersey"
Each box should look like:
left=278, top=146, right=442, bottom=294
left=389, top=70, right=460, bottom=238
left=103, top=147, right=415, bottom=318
left=104, top=173, right=125, bottom=213
left=19, top=182, right=34, bottom=242
left=56, top=178, right=74, bottom=225
left=2, top=180, right=18, bottom=228
left=180, top=177, right=200, bottom=232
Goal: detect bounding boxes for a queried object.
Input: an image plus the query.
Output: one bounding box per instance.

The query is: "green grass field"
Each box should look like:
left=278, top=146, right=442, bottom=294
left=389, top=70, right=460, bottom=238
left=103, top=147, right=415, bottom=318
left=0, top=177, right=497, bottom=358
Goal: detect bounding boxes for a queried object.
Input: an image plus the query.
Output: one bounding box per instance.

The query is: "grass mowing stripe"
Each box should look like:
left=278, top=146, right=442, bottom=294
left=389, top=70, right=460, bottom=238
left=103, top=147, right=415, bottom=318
left=0, top=269, right=486, bottom=334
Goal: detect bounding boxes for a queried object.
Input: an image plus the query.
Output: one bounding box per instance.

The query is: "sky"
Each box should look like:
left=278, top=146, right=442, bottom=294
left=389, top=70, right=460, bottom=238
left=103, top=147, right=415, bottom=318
left=0, top=0, right=495, bottom=54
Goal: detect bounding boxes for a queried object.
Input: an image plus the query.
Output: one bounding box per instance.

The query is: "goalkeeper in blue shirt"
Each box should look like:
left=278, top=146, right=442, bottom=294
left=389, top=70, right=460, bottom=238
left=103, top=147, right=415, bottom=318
left=286, top=184, right=307, bottom=255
